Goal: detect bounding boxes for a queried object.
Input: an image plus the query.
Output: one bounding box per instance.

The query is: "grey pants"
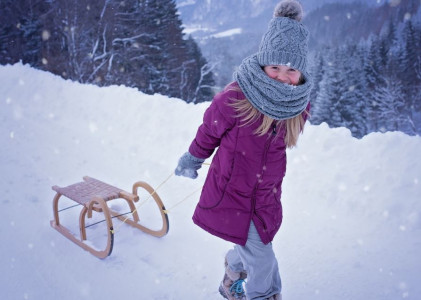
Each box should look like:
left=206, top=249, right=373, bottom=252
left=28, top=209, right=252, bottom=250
left=226, top=222, right=282, bottom=300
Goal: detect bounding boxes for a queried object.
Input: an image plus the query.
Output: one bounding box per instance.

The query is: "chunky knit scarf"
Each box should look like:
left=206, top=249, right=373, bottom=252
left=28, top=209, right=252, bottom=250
left=234, top=54, right=312, bottom=120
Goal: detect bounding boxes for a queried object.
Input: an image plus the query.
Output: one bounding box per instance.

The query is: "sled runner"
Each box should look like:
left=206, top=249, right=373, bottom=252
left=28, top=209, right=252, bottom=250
left=50, top=176, right=169, bottom=258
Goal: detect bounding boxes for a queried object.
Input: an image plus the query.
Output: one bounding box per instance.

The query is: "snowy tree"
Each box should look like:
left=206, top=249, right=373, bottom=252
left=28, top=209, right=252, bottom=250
left=399, top=20, right=421, bottom=104
left=308, top=52, right=324, bottom=110
left=337, top=44, right=367, bottom=137
left=94, top=0, right=214, bottom=102
left=372, top=77, right=409, bottom=133
left=310, top=47, right=341, bottom=126
left=363, top=36, right=389, bottom=133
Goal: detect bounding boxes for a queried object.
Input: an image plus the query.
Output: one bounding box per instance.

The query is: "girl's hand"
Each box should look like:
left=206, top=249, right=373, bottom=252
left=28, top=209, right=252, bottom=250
left=175, top=152, right=205, bottom=179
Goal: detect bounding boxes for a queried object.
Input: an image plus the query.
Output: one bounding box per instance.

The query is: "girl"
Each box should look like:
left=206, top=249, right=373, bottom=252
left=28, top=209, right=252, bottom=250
left=175, top=1, right=312, bottom=299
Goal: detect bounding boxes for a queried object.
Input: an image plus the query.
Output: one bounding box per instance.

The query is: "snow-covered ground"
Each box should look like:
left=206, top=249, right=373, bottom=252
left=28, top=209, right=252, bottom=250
left=1, top=63, right=420, bottom=300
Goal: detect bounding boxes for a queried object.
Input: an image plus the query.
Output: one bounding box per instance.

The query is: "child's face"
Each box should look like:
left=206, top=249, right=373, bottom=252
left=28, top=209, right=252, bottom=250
left=263, top=65, right=302, bottom=86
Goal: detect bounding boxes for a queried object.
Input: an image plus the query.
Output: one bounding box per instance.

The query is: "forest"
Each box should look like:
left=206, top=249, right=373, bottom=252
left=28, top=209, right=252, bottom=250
left=0, top=0, right=214, bottom=103
left=306, top=0, right=421, bottom=137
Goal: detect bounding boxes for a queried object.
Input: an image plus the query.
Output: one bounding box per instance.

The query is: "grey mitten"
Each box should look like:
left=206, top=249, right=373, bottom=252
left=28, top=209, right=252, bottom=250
left=175, top=152, right=205, bottom=179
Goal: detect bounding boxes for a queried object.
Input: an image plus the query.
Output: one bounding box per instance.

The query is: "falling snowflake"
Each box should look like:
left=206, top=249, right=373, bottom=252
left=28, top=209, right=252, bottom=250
left=42, top=30, right=50, bottom=41
left=399, top=281, right=408, bottom=290
left=13, top=106, right=23, bottom=120
left=89, top=121, right=98, bottom=133
left=338, top=183, right=347, bottom=191
left=389, top=0, right=402, bottom=7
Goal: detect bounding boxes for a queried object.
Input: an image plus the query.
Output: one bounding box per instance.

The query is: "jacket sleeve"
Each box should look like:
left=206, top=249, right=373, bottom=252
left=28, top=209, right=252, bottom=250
left=188, top=89, right=237, bottom=159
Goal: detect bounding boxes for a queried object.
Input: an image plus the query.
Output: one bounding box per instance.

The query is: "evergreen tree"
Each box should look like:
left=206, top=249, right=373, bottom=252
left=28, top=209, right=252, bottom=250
left=107, top=0, right=214, bottom=102
left=325, top=48, right=346, bottom=127
left=363, top=36, right=386, bottom=132
left=338, top=44, right=367, bottom=137
left=400, top=20, right=420, bottom=105
left=308, top=51, right=324, bottom=113
left=311, top=47, right=338, bottom=126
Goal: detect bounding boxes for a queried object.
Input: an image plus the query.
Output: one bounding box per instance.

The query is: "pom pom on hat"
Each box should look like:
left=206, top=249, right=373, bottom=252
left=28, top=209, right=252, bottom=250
left=273, top=0, right=303, bottom=21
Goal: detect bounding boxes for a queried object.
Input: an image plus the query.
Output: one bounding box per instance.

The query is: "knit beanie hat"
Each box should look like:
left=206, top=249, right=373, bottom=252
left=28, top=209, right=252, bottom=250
left=233, top=0, right=312, bottom=120
left=257, top=0, right=309, bottom=73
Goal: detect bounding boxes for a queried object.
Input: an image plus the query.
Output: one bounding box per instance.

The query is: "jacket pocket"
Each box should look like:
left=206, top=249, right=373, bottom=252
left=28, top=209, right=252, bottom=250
left=197, top=162, right=232, bottom=209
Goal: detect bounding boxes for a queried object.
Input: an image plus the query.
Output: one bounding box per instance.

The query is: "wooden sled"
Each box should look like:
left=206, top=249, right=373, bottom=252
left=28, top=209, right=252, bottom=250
left=50, top=176, right=169, bottom=259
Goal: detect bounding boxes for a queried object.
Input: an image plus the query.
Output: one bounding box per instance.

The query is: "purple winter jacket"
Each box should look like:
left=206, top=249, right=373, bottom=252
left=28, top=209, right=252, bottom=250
left=189, top=82, right=309, bottom=246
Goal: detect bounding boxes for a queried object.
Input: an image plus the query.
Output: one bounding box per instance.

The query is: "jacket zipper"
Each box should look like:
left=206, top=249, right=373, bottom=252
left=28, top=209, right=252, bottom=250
left=251, top=123, right=277, bottom=230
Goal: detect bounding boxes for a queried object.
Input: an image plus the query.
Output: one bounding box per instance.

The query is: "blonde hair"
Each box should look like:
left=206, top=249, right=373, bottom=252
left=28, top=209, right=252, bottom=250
left=227, top=84, right=309, bottom=148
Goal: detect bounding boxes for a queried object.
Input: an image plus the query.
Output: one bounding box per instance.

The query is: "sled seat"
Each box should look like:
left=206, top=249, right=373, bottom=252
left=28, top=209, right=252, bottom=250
left=52, top=176, right=135, bottom=205
left=50, top=176, right=169, bottom=259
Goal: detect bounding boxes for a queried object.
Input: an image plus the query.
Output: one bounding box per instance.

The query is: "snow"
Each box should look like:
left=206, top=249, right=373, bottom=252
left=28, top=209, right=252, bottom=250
left=181, top=24, right=211, bottom=35
left=182, top=26, right=242, bottom=38
left=1, top=63, right=420, bottom=300
left=210, top=28, right=243, bottom=38
left=177, top=0, right=196, bottom=8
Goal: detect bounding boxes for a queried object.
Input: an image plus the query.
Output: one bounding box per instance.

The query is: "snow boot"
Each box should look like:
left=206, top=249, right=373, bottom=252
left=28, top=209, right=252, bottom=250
left=219, top=258, right=247, bottom=299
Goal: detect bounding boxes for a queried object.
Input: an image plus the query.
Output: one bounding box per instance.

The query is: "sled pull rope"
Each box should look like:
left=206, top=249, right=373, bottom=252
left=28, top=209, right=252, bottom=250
left=163, top=161, right=210, bottom=213
left=162, top=186, right=202, bottom=214
left=113, top=172, right=174, bottom=233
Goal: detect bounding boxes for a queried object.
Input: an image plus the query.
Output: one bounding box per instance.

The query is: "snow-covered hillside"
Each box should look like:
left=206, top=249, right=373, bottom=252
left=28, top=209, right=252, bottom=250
left=1, top=63, right=420, bottom=300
